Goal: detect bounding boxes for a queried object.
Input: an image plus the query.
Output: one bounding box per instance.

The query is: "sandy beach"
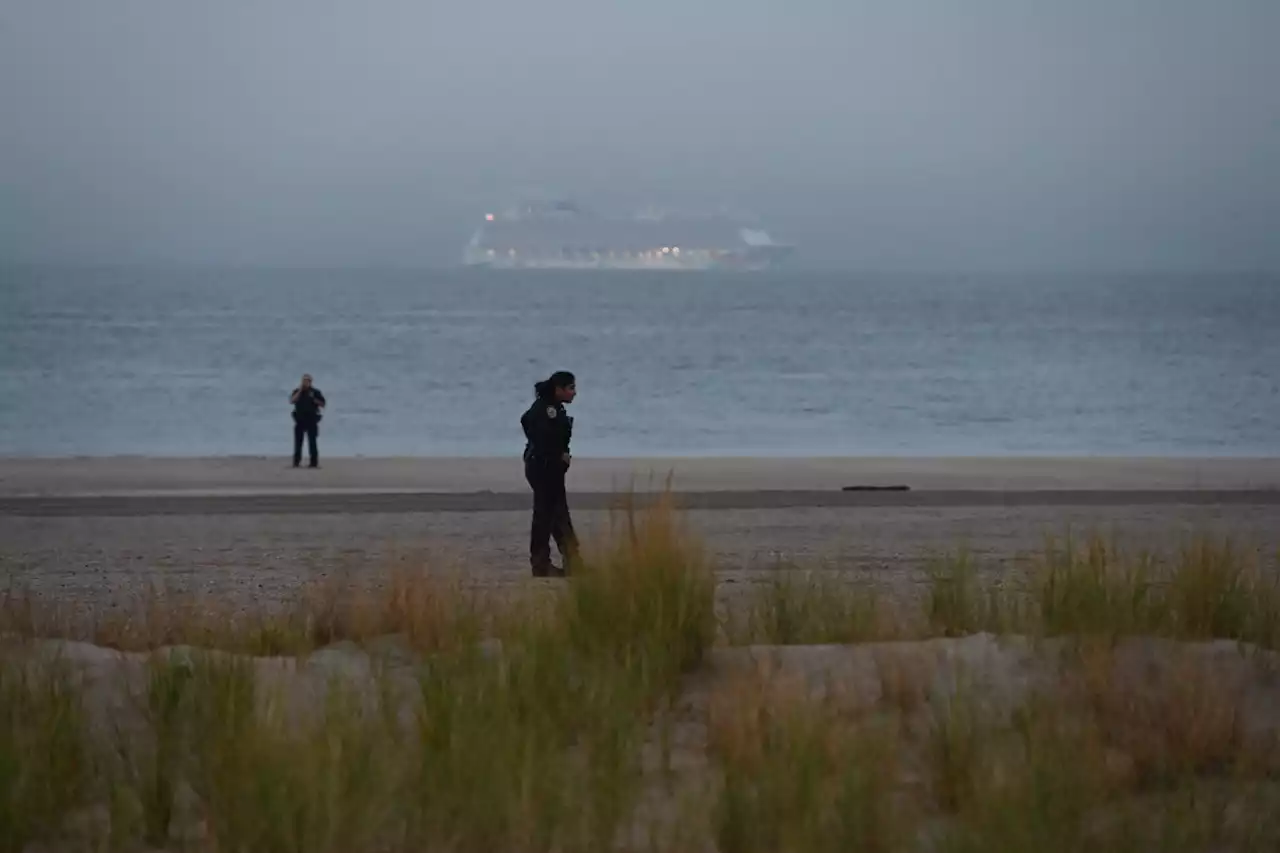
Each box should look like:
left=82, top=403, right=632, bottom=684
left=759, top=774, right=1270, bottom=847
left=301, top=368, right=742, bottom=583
left=1, top=455, right=1278, bottom=621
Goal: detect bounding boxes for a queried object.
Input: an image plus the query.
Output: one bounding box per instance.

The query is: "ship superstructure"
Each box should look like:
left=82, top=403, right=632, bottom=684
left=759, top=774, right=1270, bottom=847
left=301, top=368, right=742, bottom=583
left=462, top=199, right=793, bottom=270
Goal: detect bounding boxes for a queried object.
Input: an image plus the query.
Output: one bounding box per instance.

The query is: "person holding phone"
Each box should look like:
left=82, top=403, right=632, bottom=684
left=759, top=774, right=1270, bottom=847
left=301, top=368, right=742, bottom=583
left=289, top=373, right=326, bottom=468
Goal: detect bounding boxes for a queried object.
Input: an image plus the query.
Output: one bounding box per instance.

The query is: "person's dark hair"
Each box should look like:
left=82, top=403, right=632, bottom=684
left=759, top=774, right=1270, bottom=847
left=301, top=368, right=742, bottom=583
left=534, top=370, right=576, bottom=399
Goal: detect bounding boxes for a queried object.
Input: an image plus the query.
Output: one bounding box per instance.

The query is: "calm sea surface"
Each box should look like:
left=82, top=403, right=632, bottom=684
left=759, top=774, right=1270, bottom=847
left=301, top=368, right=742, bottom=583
left=1, top=268, right=1277, bottom=458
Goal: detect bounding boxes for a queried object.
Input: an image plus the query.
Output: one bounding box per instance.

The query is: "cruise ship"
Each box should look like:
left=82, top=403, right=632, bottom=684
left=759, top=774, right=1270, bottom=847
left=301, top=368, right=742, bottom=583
left=462, top=199, right=794, bottom=271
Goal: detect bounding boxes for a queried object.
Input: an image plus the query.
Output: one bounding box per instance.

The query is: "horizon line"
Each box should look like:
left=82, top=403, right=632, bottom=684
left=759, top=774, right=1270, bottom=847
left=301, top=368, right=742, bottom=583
left=4, top=262, right=1279, bottom=278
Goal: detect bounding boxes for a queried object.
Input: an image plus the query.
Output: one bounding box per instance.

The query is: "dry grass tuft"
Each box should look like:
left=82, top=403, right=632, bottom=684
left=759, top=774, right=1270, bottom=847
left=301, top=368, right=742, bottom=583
left=925, top=548, right=1028, bottom=638
left=1035, top=533, right=1159, bottom=636
left=563, top=489, right=718, bottom=694
left=287, top=562, right=518, bottom=653
left=911, top=532, right=1280, bottom=648
left=727, top=566, right=890, bottom=645
left=1067, top=644, right=1254, bottom=787
left=708, top=668, right=907, bottom=853
left=934, top=690, right=1115, bottom=853
left=2, top=557, right=526, bottom=658
left=924, top=673, right=991, bottom=814
left=1165, top=536, right=1276, bottom=644
left=0, top=653, right=90, bottom=853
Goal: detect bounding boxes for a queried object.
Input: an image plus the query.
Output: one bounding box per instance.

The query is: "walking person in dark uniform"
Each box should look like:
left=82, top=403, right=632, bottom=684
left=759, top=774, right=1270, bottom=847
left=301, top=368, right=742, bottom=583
left=521, top=370, right=579, bottom=577
left=289, top=373, right=326, bottom=468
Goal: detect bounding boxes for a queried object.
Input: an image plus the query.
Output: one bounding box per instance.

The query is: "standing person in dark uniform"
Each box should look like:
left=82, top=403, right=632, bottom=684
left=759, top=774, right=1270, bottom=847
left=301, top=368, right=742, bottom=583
left=521, top=370, right=579, bottom=577
left=289, top=373, right=326, bottom=468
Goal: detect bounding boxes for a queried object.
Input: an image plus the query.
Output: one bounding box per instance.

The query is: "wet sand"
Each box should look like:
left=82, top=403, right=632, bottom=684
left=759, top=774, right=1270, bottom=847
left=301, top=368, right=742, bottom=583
left=3, top=455, right=1280, bottom=497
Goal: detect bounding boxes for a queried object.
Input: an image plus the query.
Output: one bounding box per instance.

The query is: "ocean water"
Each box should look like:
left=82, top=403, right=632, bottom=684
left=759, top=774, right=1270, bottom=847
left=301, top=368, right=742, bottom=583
left=1, top=267, right=1277, bottom=458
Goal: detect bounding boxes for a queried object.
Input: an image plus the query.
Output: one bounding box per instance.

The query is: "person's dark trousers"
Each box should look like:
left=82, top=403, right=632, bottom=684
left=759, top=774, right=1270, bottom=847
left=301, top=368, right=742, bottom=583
left=525, top=459, right=578, bottom=576
left=293, top=418, right=319, bottom=467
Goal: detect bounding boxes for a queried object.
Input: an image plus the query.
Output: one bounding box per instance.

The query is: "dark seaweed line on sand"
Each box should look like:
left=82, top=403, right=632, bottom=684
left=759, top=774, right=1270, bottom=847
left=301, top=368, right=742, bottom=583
left=1, top=489, right=1279, bottom=517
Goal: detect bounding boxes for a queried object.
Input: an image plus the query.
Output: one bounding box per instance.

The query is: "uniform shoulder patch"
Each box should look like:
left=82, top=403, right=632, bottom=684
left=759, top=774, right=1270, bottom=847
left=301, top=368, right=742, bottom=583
left=546, top=406, right=557, bottom=418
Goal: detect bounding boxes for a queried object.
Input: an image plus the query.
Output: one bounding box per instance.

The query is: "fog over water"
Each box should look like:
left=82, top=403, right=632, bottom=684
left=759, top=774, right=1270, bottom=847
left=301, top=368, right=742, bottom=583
left=2, top=1, right=1278, bottom=271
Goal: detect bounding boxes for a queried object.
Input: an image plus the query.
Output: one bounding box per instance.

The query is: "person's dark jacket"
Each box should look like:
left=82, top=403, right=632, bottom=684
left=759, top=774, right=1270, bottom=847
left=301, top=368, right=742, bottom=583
left=292, top=386, right=326, bottom=423
left=521, top=397, right=571, bottom=467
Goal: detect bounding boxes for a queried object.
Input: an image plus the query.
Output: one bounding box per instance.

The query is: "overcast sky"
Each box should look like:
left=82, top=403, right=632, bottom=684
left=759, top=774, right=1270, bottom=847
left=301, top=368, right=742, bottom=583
left=2, top=0, right=1277, bottom=271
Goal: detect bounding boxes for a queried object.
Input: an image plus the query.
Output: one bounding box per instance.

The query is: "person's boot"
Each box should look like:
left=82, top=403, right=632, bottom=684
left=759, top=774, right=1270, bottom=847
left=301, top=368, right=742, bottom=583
left=531, top=561, right=565, bottom=578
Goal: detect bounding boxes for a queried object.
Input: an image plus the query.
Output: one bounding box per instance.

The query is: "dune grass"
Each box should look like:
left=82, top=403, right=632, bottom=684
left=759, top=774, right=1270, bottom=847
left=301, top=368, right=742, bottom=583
left=724, top=563, right=892, bottom=645
left=709, top=671, right=906, bottom=853
left=0, top=655, right=90, bottom=853
left=2, top=500, right=1280, bottom=851
left=1001, top=532, right=1278, bottom=647
left=1, top=492, right=718, bottom=852
left=0, top=561, right=519, bottom=658
left=727, top=531, right=1280, bottom=650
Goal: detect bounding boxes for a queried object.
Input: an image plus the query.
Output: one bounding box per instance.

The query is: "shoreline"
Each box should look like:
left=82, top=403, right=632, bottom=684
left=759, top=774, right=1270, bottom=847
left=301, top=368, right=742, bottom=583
left=1, top=455, right=1279, bottom=499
